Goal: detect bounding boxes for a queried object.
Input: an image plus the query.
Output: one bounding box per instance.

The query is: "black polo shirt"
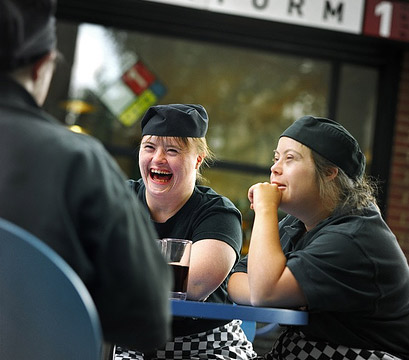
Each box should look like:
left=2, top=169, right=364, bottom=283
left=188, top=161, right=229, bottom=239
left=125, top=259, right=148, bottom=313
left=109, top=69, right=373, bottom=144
left=234, top=205, right=409, bottom=359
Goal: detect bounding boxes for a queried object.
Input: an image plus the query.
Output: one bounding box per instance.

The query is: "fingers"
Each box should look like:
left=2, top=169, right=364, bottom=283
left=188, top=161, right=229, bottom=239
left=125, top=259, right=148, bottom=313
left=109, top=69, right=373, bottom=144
left=248, top=182, right=282, bottom=212
left=248, top=182, right=271, bottom=209
left=248, top=186, right=253, bottom=204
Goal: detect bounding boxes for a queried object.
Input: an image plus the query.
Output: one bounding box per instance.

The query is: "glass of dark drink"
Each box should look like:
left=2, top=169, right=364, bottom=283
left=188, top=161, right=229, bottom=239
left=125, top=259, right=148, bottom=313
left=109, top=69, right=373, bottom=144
left=162, top=238, right=192, bottom=300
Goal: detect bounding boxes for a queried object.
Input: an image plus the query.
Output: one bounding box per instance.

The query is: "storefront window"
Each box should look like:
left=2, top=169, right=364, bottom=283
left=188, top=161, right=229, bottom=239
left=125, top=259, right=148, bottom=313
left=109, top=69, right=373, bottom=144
left=48, top=21, right=377, bottom=252
left=65, top=22, right=330, bottom=162
left=336, top=64, right=378, bottom=171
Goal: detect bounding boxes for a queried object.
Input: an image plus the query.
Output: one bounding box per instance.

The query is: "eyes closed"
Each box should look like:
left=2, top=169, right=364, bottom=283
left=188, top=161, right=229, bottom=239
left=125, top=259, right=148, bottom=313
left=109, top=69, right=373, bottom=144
left=142, top=143, right=182, bottom=156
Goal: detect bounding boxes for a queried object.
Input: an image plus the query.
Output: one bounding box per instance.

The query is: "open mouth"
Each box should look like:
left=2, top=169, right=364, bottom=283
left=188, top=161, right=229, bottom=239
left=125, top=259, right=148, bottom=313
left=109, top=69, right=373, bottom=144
left=150, top=169, right=173, bottom=182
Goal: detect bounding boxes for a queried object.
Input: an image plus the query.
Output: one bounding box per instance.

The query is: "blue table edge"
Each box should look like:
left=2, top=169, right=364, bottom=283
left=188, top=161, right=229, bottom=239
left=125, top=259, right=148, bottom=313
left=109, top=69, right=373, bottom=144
left=170, top=299, right=308, bottom=325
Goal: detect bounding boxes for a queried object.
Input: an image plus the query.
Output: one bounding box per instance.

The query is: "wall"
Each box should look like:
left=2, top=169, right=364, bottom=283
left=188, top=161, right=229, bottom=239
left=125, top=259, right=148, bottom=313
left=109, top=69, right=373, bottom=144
left=387, top=50, right=409, bottom=261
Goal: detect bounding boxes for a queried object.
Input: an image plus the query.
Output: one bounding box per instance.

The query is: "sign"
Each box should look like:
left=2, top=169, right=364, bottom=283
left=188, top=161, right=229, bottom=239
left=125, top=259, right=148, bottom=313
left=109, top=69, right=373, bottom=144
left=145, top=0, right=409, bottom=43
left=100, top=60, right=166, bottom=127
left=210, top=0, right=365, bottom=34
left=146, top=0, right=365, bottom=34
left=363, top=0, right=409, bottom=42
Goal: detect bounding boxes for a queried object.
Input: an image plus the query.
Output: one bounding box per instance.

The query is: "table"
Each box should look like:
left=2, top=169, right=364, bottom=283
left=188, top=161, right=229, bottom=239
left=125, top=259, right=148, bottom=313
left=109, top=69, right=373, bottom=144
left=170, top=299, right=308, bottom=326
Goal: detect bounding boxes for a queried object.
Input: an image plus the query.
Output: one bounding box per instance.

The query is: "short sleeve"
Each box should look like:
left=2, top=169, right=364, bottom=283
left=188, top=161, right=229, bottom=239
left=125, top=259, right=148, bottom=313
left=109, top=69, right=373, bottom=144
left=287, top=231, right=379, bottom=313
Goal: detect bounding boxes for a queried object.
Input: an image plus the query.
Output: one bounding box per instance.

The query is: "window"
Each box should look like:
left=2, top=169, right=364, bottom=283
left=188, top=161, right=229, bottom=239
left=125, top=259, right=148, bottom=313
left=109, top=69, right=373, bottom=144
left=48, top=21, right=378, bottom=252
left=336, top=64, right=378, bottom=171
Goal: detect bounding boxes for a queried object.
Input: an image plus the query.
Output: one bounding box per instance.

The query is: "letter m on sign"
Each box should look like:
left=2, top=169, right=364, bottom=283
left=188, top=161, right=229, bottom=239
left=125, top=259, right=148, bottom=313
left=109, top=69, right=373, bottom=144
left=323, top=0, right=344, bottom=22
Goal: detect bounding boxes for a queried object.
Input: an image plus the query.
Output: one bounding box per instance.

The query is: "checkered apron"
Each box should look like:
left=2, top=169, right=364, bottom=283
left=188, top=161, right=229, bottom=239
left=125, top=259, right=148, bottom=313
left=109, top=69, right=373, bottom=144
left=258, top=328, right=402, bottom=360
left=115, top=320, right=257, bottom=360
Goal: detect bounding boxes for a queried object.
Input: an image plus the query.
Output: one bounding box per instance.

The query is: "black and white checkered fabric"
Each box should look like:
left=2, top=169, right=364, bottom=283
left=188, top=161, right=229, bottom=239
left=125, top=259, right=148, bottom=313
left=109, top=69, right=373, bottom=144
left=115, top=320, right=256, bottom=360
left=114, top=348, right=144, bottom=360
left=259, top=329, right=402, bottom=360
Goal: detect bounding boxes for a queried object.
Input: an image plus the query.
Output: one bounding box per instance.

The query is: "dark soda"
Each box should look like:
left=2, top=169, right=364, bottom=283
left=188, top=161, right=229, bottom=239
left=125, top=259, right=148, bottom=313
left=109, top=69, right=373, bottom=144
left=170, top=264, right=189, bottom=292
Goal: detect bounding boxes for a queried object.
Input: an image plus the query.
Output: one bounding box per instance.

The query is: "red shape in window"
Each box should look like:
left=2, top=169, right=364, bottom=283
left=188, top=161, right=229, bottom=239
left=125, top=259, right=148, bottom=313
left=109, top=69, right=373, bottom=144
left=122, top=61, right=156, bottom=95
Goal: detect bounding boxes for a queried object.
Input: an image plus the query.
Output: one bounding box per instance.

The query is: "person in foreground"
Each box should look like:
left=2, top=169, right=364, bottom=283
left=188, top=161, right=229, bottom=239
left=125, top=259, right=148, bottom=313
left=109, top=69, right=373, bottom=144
left=228, top=115, right=409, bottom=360
left=115, top=104, right=256, bottom=360
left=0, top=0, right=171, bottom=353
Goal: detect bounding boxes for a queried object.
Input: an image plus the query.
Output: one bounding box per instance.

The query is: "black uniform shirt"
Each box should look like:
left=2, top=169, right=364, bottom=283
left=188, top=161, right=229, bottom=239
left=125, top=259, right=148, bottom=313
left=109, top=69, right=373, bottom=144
left=130, top=179, right=243, bottom=335
left=234, top=204, right=409, bottom=358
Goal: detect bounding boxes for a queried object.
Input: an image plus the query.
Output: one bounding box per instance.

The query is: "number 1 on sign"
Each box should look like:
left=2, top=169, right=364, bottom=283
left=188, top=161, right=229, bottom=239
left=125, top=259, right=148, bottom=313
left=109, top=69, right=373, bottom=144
left=375, top=1, right=393, bottom=37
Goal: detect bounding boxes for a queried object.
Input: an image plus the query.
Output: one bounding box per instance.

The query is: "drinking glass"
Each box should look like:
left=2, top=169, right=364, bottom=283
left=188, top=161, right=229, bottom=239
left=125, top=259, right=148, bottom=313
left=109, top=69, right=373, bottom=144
left=162, top=238, right=192, bottom=301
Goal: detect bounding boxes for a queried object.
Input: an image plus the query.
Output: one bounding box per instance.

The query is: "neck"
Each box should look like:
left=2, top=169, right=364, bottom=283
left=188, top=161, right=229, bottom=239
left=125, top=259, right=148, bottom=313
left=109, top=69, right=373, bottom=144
left=289, top=201, right=333, bottom=232
left=146, top=189, right=193, bottom=223
left=9, top=66, right=39, bottom=104
left=10, top=71, right=31, bottom=90
left=301, top=207, right=333, bottom=231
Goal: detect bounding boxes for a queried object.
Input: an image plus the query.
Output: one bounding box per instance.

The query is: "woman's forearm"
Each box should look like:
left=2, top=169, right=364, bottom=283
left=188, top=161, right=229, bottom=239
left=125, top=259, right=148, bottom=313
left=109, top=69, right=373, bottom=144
left=247, top=209, right=287, bottom=306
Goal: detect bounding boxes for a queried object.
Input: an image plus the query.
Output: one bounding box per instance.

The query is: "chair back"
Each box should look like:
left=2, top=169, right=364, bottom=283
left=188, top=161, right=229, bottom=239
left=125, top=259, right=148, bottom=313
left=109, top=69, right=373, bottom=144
left=0, top=217, right=103, bottom=360
left=240, top=320, right=256, bottom=341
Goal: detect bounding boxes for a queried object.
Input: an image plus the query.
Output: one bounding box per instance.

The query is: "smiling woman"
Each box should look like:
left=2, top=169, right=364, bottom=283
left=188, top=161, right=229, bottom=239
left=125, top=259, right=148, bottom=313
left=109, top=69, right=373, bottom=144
left=228, top=115, right=409, bottom=360
left=117, top=104, right=257, bottom=360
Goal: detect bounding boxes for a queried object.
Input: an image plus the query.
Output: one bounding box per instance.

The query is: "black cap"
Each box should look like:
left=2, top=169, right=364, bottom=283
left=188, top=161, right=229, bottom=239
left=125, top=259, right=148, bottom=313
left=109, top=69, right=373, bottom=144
left=0, top=0, right=57, bottom=71
left=280, top=116, right=366, bottom=180
left=141, top=104, right=208, bottom=138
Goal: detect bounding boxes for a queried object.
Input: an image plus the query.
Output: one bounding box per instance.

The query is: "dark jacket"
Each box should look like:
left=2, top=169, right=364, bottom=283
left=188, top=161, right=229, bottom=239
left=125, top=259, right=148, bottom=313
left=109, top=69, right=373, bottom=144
left=0, top=74, right=172, bottom=350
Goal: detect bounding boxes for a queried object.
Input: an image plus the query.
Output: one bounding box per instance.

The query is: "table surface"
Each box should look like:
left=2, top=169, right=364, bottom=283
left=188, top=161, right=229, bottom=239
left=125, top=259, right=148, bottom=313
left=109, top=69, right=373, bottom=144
left=170, top=299, right=308, bottom=326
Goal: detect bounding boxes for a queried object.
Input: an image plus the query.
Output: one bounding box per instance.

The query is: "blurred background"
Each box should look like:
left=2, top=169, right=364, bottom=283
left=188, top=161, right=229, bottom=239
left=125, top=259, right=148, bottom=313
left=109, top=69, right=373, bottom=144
left=48, top=0, right=409, bottom=258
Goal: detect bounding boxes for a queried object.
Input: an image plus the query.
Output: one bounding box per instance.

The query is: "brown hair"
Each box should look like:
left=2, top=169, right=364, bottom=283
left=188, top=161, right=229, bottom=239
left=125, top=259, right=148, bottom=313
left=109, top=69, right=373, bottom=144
left=311, top=150, right=379, bottom=214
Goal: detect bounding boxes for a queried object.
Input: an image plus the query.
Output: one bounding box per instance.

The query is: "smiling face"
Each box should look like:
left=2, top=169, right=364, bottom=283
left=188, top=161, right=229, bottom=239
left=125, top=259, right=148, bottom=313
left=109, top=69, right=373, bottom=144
left=270, top=137, right=322, bottom=219
left=139, top=136, right=201, bottom=201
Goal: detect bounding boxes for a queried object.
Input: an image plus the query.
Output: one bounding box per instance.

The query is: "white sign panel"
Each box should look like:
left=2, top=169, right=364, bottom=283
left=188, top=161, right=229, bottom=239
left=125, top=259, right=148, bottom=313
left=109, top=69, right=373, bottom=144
left=145, top=0, right=365, bottom=34
left=146, top=0, right=208, bottom=9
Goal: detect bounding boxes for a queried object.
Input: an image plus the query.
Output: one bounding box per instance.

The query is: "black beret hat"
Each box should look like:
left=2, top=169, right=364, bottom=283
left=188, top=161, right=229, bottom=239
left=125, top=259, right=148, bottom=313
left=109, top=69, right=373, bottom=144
left=0, top=0, right=57, bottom=71
left=141, top=104, right=208, bottom=138
left=280, top=115, right=366, bottom=180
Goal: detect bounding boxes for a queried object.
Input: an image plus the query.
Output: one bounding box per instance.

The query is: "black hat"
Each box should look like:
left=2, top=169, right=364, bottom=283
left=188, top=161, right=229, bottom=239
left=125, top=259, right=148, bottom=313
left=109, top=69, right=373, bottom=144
left=141, top=104, right=208, bottom=138
left=0, top=0, right=57, bottom=71
left=280, top=115, right=366, bottom=180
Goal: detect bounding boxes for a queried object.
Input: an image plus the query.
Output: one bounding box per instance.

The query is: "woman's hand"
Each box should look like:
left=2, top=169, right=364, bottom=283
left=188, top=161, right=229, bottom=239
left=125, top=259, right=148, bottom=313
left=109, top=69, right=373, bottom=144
left=248, top=182, right=282, bottom=212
